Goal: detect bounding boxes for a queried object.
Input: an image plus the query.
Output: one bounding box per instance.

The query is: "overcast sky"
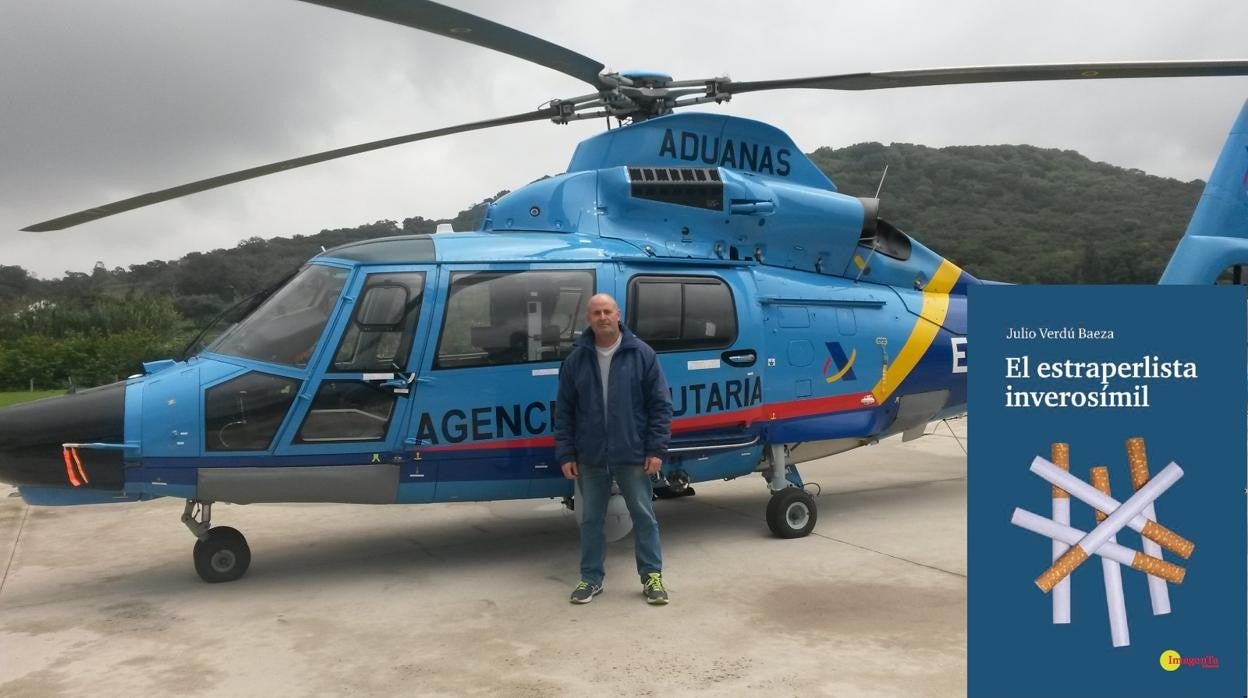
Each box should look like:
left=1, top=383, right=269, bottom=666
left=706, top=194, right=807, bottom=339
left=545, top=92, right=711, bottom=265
left=1, top=0, right=1245, bottom=279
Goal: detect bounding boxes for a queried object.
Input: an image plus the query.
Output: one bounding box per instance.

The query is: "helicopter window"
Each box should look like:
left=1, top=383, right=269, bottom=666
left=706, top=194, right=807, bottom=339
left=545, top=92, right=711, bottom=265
left=633, top=282, right=682, bottom=341
left=295, top=382, right=396, bottom=443
left=1216, top=265, right=1248, bottom=285
left=332, top=273, right=425, bottom=372
left=627, top=276, right=737, bottom=352
left=856, top=219, right=912, bottom=261
left=208, top=264, right=350, bottom=368
left=204, top=372, right=300, bottom=452
left=435, top=270, right=594, bottom=369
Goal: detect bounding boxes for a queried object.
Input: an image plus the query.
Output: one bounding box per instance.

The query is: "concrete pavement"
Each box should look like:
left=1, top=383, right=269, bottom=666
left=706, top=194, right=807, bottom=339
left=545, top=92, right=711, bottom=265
left=0, top=418, right=967, bottom=697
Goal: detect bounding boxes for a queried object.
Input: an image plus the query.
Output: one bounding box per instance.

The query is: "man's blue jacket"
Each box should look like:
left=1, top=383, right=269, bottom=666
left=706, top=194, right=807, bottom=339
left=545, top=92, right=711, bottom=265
left=554, top=324, right=672, bottom=468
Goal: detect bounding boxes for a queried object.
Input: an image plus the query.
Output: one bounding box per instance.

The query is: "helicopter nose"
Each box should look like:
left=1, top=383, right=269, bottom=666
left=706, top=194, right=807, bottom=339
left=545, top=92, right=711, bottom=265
left=0, top=381, right=127, bottom=490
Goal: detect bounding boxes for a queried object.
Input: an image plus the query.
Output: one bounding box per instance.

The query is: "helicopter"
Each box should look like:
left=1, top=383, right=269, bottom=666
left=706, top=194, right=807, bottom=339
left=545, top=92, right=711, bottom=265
left=1, top=0, right=1246, bottom=583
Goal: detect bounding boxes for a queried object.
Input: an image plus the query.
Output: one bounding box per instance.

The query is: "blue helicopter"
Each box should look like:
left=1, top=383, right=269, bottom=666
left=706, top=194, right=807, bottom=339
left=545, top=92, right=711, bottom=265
left=3, top=0, right=1246, bottom=583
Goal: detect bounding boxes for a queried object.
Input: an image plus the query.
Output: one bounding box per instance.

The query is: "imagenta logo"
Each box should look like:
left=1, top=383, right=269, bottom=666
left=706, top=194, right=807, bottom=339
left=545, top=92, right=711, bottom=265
left=1159, top=649, right=1220, bottom=671
left=822, top=342, right=857, bottom=383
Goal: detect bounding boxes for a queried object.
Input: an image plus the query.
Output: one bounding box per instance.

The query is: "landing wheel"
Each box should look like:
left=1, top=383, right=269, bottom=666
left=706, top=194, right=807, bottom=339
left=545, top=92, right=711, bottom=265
left=193, top=526, right=251, bottom=583
left=766, top=487, right=817, bottom=539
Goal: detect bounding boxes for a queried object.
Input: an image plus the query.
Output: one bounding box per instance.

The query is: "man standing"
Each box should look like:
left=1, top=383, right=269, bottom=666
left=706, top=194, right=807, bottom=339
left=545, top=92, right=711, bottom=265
left=555, top=293, right=673, bottom=605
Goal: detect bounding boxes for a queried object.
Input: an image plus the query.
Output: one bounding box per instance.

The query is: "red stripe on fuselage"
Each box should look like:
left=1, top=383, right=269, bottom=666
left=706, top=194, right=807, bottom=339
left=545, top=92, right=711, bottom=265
left=418, top=391, right=875, bottom=453
left=765, top=392, right=875, bottom=420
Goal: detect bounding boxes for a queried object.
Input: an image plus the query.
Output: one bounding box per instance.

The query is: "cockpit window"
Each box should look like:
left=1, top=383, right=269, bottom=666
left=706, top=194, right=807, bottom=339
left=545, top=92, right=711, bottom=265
left=1216, top=265, right=1248, bottom=285
left=332, top=272, right=425, bottom=372
left=208, top=264, right=350, bottom=367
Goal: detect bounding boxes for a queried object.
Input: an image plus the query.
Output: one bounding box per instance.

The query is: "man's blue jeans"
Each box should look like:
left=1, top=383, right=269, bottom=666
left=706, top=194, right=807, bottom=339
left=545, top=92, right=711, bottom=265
left=577, top=464, right=662, bottom=587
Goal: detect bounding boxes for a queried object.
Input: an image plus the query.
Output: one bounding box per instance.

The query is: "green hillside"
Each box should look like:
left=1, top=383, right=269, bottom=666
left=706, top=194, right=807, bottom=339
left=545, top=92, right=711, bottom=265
left=0, top=144, right=1206, bottom=389
left=809, top=142, right=1202, bottom=283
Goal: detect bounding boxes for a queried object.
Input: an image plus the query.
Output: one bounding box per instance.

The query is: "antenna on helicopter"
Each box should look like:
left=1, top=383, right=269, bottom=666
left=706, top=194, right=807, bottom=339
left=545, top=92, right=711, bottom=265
left=874, top=164, right=890, bottom=198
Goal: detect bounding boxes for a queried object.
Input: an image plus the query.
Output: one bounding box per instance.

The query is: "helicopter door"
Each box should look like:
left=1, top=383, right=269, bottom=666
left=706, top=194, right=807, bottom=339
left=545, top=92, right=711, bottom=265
left=274, top=267, right=436, bottom=501
left=624, top=270, right=764, bottom=479
left=423, top=266, right=599, bottom=501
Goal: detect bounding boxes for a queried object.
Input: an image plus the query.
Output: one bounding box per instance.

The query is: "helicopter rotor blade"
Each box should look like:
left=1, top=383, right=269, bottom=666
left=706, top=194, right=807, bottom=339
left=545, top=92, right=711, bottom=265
left=22, top=107, right=558, bottom=232
left=722, top=59, right=1248, bottom=94
left=300, top=0, right=607, bottom=89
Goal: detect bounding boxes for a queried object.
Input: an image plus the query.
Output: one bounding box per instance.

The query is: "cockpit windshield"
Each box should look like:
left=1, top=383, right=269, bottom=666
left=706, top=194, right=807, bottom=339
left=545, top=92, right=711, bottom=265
left=208, top=264, right=350, bottom=367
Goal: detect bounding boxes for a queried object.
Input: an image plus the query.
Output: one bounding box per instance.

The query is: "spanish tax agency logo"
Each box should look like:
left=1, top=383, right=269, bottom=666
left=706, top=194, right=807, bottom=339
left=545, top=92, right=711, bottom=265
left=822, top=341, right=857, bottom=383
left=1159, top=649, right=1220, bottom=671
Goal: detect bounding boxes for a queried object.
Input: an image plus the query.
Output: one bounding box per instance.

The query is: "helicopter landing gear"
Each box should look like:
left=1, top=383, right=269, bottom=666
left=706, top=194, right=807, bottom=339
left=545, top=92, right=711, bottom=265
left=182, top=500, right=251, bottom=583
left=763, top=444, right=818, bottom=539
left=653, top=470, right=696, bottom=500
left=766, top=486, right=818, bottom=538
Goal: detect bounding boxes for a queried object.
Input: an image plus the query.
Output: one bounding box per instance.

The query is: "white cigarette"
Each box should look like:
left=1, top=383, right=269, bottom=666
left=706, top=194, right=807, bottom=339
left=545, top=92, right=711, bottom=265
left=1052, top=497, right=1071, bottom=624
left=1009, top=508, right=1185, bottom=584
left=1090, top=466, right=1129, bottom=648
left=1029, top=456, right=1194, bottom=559
left=1050, top=443, right=1071, bottom=625
left=1034, top=462, right=1184, bottom=592
left=1139, top=502, right=1171, bottom=615
left=1100, top=551, right=1129, bottom=647
left=1126, top=437, right=1172, bottom=616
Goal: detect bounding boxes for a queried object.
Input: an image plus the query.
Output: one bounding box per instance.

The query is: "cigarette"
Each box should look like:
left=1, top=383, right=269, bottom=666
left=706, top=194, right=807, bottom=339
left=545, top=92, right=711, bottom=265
left=1010, top=509, right=1185, bottom=584
left=1029, top=456, right=1194, bottom=559
left=1126, top=437, right=1172, bottom=616
left=1090, top=466, right=1129, bottom=648
left=1034, top=461, right=1185, bottom=592
left=1051, top=443, right=1071, bottom=625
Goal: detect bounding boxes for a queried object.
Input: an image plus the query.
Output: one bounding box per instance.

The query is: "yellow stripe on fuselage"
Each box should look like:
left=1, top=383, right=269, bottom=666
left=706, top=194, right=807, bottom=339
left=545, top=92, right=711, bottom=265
left=870, top=260, right=961, bottom=403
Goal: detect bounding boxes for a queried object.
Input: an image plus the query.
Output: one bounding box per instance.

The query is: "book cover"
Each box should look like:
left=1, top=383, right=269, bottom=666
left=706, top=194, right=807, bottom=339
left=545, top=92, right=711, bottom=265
left=967, top=284, right=1247, bottom=698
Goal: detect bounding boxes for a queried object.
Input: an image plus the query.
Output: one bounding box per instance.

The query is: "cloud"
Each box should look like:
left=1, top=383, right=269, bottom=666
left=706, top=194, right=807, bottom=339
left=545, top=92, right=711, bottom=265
left=1, top=0, right=1244, bottom=277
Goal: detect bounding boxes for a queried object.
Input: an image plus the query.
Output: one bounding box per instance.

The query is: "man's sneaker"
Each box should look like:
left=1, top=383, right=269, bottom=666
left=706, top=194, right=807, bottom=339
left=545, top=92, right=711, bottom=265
left=569, top=580, right=603, bottom=604
left=643, top=572, right=669, bottom=605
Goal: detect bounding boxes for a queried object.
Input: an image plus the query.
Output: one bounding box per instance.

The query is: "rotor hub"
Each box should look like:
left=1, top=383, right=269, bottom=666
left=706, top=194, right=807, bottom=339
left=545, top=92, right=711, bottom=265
left=547, top=71, right=732, bottom=125
left=618, top=70, right=674, bottom=88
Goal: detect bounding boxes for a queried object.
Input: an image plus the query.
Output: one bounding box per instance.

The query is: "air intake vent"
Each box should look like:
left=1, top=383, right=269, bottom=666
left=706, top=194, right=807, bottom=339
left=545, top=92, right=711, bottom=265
left=628, top=167, right=723, bottom=211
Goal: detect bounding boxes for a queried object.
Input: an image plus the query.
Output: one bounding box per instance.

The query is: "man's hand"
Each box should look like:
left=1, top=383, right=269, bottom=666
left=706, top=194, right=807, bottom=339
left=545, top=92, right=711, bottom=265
left=644, top=456, right=662, bottom=475
left=561, top=461, right=578, bottom=479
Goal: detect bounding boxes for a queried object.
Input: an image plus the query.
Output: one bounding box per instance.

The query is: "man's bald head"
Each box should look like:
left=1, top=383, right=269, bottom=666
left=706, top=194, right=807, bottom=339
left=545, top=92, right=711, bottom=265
left=588, top=293, right=618, bottom=311
left=586, top=293, right=621, bottom=346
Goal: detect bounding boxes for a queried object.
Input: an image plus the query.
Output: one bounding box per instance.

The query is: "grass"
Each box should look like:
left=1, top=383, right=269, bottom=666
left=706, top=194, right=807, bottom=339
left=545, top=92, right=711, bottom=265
left=0, top=390, right=64, bottom=408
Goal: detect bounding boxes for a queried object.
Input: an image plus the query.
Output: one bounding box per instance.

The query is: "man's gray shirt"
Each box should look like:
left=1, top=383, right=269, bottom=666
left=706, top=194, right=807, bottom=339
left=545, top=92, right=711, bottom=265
left=595, top=334, right=622, bottom=418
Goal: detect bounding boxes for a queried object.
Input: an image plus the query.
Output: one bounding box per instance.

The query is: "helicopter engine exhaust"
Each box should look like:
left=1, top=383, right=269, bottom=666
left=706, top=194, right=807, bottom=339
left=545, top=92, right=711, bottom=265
left=858, top=197, right=880, bottom=236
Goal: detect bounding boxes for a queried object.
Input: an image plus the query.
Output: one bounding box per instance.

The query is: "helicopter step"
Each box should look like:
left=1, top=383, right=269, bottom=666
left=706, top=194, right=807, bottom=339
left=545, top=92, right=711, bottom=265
left=653, top=470, right=696, bottom=500
left=182, top=499, right=251, bottom=583
left=763, top=443, right=818, bottom=539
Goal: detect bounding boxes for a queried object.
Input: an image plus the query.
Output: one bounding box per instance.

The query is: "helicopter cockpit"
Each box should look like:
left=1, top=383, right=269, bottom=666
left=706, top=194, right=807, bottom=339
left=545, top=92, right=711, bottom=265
left=209, top=264, right=350, bottom=368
